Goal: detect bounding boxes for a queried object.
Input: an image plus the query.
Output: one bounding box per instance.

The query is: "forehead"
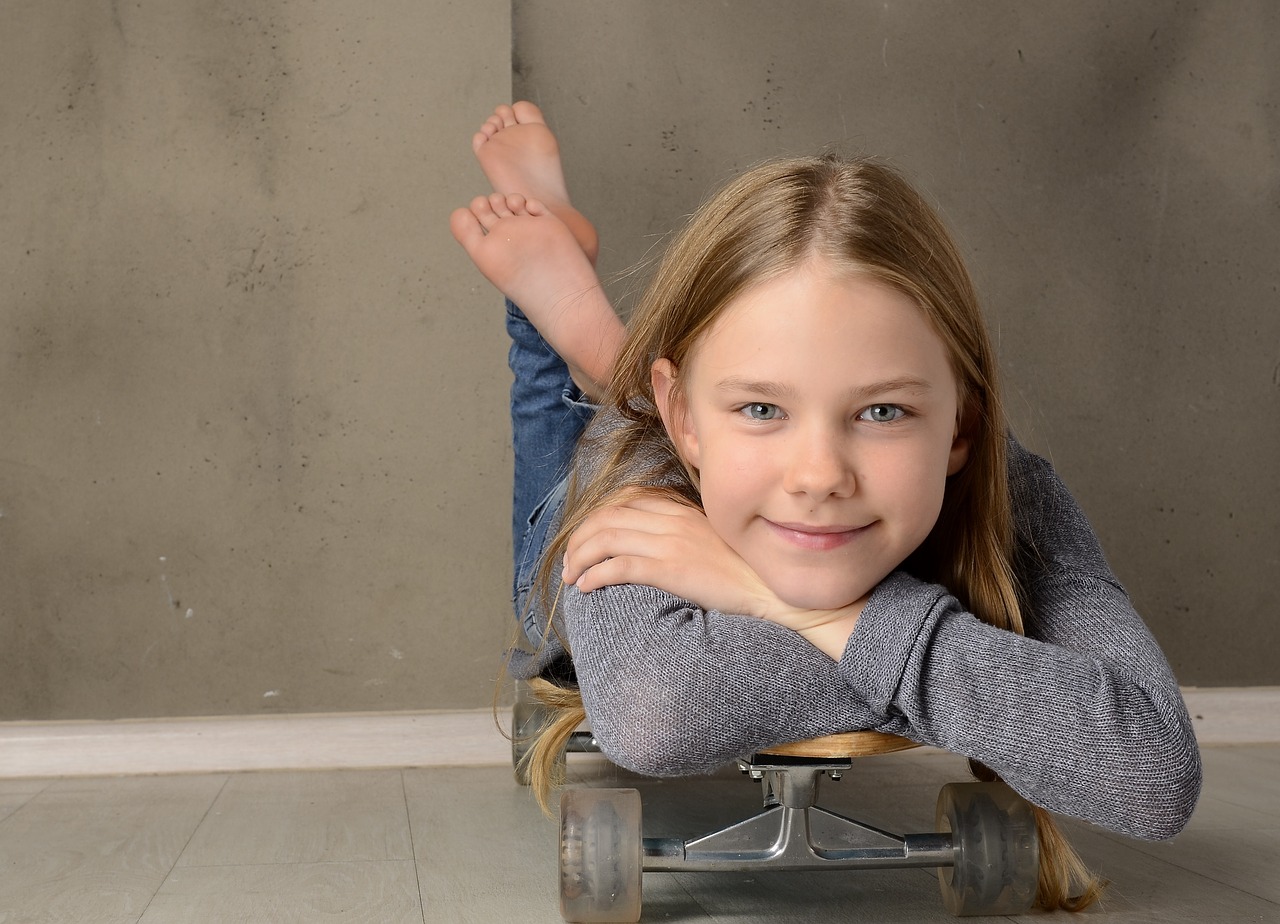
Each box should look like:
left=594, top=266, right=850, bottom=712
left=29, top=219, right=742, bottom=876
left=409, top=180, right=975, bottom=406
left=689, top=265, right=956, bottom=391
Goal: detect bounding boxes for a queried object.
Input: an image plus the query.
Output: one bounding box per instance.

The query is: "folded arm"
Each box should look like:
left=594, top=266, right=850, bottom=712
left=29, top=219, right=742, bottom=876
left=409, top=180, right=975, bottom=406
left=557, top=439, right=1201, bottom=839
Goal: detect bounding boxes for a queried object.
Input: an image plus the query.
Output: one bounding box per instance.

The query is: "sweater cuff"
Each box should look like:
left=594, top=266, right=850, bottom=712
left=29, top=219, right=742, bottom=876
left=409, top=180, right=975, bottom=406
left=838, top=571, right=945, bottom=716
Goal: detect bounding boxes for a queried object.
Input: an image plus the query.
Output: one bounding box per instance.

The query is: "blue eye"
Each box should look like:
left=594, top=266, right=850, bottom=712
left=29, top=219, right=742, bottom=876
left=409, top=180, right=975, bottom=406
left=741, top=403, right=783, bottom=421
left=860, top=404, right=905, bottom=423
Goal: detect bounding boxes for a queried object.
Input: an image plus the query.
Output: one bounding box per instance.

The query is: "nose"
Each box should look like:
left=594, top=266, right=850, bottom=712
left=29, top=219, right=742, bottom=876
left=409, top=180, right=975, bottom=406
left=781, top=426, right=856, bottom=500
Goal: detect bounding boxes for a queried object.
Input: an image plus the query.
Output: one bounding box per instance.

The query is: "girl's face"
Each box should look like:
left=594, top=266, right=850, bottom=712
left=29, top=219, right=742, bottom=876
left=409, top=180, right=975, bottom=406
left=654, top=261, right=970, bottom=611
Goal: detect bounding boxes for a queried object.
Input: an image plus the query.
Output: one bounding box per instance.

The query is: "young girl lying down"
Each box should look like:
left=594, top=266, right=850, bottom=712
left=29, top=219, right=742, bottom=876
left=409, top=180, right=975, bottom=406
left=450, top=102, right=1202, bottom=911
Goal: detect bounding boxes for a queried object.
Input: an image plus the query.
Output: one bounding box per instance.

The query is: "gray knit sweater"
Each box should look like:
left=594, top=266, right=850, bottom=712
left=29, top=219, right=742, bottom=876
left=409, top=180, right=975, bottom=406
left=514, top=435, right=1202, bottom=840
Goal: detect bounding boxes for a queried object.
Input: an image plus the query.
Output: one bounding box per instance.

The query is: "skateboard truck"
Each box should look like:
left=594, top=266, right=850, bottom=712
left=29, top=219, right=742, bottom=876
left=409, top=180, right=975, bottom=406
left=514, top=686, right=1038, bottom=921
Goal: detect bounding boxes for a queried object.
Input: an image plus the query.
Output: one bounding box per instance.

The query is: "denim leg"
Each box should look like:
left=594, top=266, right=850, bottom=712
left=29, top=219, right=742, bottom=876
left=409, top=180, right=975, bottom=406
left=507, top=299, right=596, bottom=644
left=513, top=477, right=569, bottom=648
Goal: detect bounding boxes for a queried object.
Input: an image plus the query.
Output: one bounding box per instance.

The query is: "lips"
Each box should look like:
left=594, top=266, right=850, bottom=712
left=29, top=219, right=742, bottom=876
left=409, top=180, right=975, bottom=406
left=765, top=519, right=869, bottom=551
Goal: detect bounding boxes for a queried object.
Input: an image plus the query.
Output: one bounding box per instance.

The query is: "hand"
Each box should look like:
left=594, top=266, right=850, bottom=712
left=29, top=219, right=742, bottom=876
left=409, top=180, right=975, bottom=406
left=563, top=493, right=867, bottom=659
left=563, top=493, right=778, bottom=618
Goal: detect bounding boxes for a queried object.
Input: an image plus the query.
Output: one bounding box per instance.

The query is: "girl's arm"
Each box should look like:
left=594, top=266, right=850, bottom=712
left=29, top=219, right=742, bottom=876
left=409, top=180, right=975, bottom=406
left=559, top=438, right=1200, bottom=840
left=840, top=570, right=1201, bottom=840
left=562, top=577, right=880, bottom=770
left=857, top=438, right=1202, bottom=837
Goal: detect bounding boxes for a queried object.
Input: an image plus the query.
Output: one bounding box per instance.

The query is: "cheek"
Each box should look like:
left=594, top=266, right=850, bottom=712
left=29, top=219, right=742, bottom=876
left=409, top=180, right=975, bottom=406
left=697, top=451, right=770, bottom=539
left=909, top=467, right=950, bottom=535
left=698, top=477, right=747, bottom=532
left=881, top=451, right=949, bottom=526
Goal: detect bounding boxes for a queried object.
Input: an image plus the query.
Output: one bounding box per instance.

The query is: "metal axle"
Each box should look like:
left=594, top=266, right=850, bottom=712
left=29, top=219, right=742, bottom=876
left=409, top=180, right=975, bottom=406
left=641, top=758, right=955, bottom=874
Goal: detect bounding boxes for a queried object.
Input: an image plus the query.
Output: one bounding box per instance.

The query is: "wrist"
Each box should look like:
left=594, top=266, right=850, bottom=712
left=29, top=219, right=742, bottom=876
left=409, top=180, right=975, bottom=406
left=760, top=596, right=867, bottom=660
left=796, top=605, right=863, bottom=660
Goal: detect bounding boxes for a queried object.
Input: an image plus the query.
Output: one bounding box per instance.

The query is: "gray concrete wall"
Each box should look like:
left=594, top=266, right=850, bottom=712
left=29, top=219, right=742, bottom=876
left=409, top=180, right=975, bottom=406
left=512, top=1, right=1278, bottom=686
left=0, top=0, right=514, bottom=719
left=0, top=2, right=1274, bottom=723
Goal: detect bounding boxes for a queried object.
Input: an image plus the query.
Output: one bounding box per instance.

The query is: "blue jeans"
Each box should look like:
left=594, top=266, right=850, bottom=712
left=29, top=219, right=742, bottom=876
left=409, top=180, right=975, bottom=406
left=506, top=299, right=596, bottom=648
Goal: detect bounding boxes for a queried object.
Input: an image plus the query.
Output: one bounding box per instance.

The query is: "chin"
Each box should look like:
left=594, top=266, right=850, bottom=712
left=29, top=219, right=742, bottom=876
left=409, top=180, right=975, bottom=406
left=771, top=580, right=868, bottom=612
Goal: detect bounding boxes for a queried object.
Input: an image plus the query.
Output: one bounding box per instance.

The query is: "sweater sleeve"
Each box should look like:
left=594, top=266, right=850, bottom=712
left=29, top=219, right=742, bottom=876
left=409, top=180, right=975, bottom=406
left=561, top=579, right=881, bottom=776
left=841, top=574, right=1200, bottom=839
left=559, top=438, right=1201, bottom=840
left=838, top=440, right=1200, bottom=838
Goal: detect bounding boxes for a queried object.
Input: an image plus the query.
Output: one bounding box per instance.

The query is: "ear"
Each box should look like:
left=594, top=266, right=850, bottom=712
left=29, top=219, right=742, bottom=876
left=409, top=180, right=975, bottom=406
left=651, top=358, right=701, bottom=468
left=946, top=402, right=974, bottom=476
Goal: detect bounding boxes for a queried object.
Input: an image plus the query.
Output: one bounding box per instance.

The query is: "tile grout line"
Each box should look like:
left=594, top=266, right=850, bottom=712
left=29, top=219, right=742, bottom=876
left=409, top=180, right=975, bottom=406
left=132, top=775, right=232, bottom=923
left=402, top=769, right=429, bottom=924
left=0, top=780, right=54, bottom=827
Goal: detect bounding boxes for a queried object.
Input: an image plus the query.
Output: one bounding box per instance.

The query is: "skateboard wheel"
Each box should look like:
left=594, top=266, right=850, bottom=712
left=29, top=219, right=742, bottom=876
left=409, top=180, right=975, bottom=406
left=559, top=788, right=642, bottom=923
left=936, top=781, right=1038, bottom=916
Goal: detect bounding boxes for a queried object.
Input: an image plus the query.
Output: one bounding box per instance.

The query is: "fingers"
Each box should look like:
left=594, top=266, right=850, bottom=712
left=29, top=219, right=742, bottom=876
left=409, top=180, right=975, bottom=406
left=564, top=506, right=673, bottom=585
left=572, top=553, right=666, bottom=594
left=562, top=498, right=704, bottom=587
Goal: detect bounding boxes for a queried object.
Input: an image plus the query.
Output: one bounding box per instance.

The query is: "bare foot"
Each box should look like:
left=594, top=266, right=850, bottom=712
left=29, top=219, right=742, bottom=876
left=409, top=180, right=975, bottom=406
left=450, top=193, right=623, bottom=400
left=472, top=102, right=600, bottom=264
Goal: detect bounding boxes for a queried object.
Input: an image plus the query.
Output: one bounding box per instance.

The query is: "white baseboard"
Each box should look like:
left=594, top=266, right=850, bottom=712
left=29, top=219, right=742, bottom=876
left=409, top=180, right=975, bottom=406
left=0, top=687, right=1274, bottom=779
left=1181, top=687, right=1280, bottom=746
left=0, top=710, right=513, bottom=779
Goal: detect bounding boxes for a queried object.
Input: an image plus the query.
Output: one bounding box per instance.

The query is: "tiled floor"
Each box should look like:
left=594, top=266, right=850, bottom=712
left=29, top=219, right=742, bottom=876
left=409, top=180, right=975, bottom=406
left=0, top=744, right=1276, bottom=923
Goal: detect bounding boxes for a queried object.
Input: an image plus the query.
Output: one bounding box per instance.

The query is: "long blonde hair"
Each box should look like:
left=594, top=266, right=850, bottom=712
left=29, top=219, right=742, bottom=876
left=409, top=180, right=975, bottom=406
left=521, top=154, right=1101, bottom=910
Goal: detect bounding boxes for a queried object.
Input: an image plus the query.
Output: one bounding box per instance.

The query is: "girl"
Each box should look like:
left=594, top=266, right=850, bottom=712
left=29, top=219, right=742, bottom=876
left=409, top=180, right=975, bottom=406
left=451, top=104, right=1201, bottom=912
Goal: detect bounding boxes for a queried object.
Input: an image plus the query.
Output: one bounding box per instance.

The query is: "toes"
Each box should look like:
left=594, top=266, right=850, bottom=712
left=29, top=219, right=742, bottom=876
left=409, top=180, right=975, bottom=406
left=469, top=194, right=501, bottom=230
left=492, top=192, right=541, bottom=217
left=487, top=192, right=515, bottom=219
left=448, top=206, right=486, bottom=249
left=478, top=102, right=537, bottom=141
left=473, top=112, right=506, bottom=150
left=511, top=100, right=547, bottom=126
left=456, top=192, right=549, bottom=243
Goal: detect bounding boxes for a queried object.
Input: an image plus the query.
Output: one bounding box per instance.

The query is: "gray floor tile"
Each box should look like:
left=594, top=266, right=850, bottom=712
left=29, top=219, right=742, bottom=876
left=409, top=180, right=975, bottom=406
left=1081, top=745, right=1280, bottom=910
left=0, top=775, right=226, bottom=924
left=137, top=860, right=422, bottom=923
left=35, top=773, right=228, bottom=806
left=1179, top=792, right=1276, bottom=831
left=0, top=870, right=163, bottom=924
left=405, top=766, right=562, bottom=922
left=177, top=769, right=412, bottom=866
left=1201, top=745, right=1280, bottom=819
left=1101, top=823, right=1280, bottom=906
left=0, top=777, right=51, bottom=824
left=212, top=768, right=408, bottom=804
left=0, top=778, right=53, bottom=796
left=0, top=744, right=1273, bottom=923
left=1020, top=822, right=1280, bottom=923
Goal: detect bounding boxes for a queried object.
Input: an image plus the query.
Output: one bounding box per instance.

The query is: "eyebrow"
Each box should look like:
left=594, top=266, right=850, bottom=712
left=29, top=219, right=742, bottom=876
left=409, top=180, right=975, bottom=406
left=714, top=376, right=935, bottom=402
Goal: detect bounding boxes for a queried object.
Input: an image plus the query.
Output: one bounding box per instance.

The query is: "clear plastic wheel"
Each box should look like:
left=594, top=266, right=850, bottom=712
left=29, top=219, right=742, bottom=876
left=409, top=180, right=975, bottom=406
left=559, top=788, right=643, bottom=923
left=936, top=781, right=1039, bottom=916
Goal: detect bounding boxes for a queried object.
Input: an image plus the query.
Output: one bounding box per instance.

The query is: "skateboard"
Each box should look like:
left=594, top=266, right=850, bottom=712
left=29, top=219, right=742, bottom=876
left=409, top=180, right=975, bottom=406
left=513, top=686, right=1039, bottom=921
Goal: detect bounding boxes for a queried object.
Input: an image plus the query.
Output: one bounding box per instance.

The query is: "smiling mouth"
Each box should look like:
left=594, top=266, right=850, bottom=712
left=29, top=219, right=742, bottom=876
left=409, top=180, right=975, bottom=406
left=765, top=519, right=869, bottom=551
